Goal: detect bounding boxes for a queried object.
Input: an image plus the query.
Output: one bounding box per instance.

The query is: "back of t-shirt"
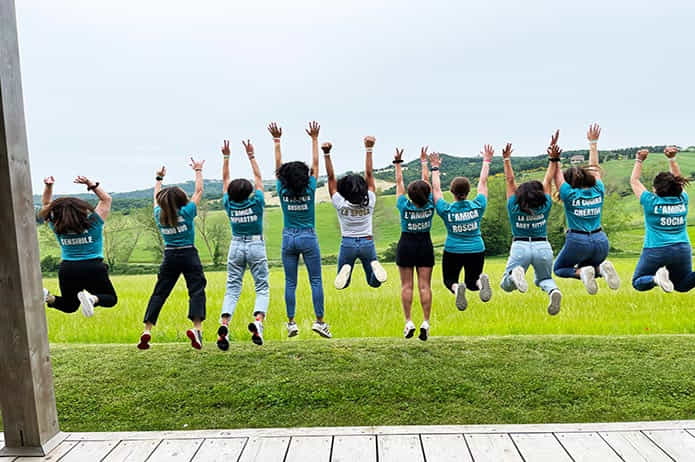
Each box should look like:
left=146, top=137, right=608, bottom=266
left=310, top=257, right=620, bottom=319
left=155, top=201, right=197, bottom=247
left=51, top=213, right=105, bottom=261
left=277, top=176, right=317, bottom=229
left=396, top=194, right=435, bottom=233
left=332, top=191, right=376, bottom=237
left=436, top=194, right=487, bottom=253
left=224, top=189, right=265, bottom=237
left=641, top=190, right=689, bottom=248
left=560, top=179, right=605, bottom=232
left=507, top=194, right=552, bottom=238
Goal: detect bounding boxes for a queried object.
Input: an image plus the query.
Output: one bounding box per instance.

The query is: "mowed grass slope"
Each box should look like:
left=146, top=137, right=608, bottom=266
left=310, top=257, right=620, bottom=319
left=45, top=259, right=695, bottom=344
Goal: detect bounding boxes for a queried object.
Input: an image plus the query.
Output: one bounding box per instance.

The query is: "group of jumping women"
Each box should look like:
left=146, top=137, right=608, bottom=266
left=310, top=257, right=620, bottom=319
left=39, top=122, right=695, bottom=348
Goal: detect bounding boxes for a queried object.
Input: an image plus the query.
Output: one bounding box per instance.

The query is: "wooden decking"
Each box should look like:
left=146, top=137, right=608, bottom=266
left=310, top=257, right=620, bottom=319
left=3, top=420, right=695, bottom=461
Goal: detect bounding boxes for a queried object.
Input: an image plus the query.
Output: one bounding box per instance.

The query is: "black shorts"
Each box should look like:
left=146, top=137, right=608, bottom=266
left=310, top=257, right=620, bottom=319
left=396, top=232, right=435, bottom=268
left=442, top=250, right=485, bottom=293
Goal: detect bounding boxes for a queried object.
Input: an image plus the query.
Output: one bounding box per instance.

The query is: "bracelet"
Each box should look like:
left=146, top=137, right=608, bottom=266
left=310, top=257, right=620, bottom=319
left=248, top=155, right=255, bottom=160
left=392, top=159, right=404, bottom=164
left=273, top=138, right=281, bottom=142
left=503, top=157, right=511, bottom=162
left=549, top=158, right=561, bottom=163
left=87, top=182, right=100, bottom=191
left=194, top=168, right=203, bottom=172
left=156, top=176, right=164, bottom=181
left=589, top=140, right=598, bottom=145
left=636, top=159, right=643, bottom=163
left=430, top=167, right=440, bottom=171
left=223, top=155, right=230, bottom=159
left=668, top=156, right=677, bottom=161
left=323, top=153, right=331, bottom=157
left=366, top=148, right=374, bottom=154
left=483, top=159, right=491, bottom=164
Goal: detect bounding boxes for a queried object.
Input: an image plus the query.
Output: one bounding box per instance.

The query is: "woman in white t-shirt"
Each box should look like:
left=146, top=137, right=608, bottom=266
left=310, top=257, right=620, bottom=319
left=323, top=136, right=388, bottom=289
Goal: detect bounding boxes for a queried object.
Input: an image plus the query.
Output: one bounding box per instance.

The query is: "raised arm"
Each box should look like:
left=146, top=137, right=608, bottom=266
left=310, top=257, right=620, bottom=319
left=154, top=166, right=166, bottom=207
left=502, top=143, right=516, bottom=199
left=548, top=130, right=565, bottom=190
left=429, top=152, right=443, bottom=203
left=364, top=136, right=376, bottom=192
left=664, top=146, right=681, bottom=177
left=543, top=158, right=556, bottom=196
left=243, top=139, right=263, bottom=191
left=41, top=176, right=55, bottom=210
left=394, top=148, right=406, bottom=196
left=477, top=144, right=493, bottom=198
left=322, top=142, right=337, bottom=196
left=587, top=123, right=602, bottom=180
left=74, top=175, right=112, bottom=220
left=189, top=157, right=205, bottom=205
left=420, top=146, right=430, bottom=184
left=222, top=140, right=231, bottom=192
left=268, top=122, right=283, bottom=174
left=306, top=121, right=320, bottom=180
left=630, top=150, right=648, bottom=198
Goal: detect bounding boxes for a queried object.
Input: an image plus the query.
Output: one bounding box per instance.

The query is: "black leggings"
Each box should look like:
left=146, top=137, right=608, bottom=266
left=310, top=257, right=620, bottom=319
left=144, top=247, right=207, bottom=325
left=442, top=251, right=485, bottom=293
left=48, top=259, right=117, bottom=313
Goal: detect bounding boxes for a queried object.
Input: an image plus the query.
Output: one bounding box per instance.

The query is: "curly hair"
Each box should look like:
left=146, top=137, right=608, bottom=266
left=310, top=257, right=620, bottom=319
left=515, top=180, right=547, bottom=215
left=337, top=174, right=369, bottom=206
left=228, top=178, right=254, bottom=203
left=653, top=172, right=689, bottom=197
left=277, top=161, right=310, bottom=197
left=39, top=197, right=95, bottom=235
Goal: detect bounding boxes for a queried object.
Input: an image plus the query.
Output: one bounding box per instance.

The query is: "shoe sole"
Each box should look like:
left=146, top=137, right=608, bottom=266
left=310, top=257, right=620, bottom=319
left=288, top=327, right=299, bottom=338
left=187, top=329, right=202, bottom=350
left=371, top=261, right=388, bottom=283
left=312, top=327, right=332, bottom=339
left=655, top=270, right=674, bottom=293
left=334, top=265, right=352, bottom=290
left=455, top=285, right=467, bottom=311
left=512, top=267, right=528, bottom=293
left=600, top=262, right=621, bottom=290
left=581, top=268, right=598, bottom=295
left=547, top=291, right=562, bottom=316
left=78, top=292, right=94, bottom=318
left=479, top=274, right=492, bottom=302
left=137, top=333, right=151, bottom=350
left=217, top=325, right=229, bottom=351
left=248, top=322, right=263, bottom=346
left=404, top=326, right=415, bottom=339
left=418, top=328, right=428, bottom=341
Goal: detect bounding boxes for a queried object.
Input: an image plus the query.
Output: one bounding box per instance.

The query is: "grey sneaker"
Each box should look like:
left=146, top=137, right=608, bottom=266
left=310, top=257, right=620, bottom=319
left=547, top=290, right=562, bottom=316
left=478, top=274, right=492, bottom=302
left=579, top=266, right=598, bottom=295
left=248, top=320, right=264, bottom=346
left=312, top=321, right=332, bottom=338
left=334, top=264, right=352, bottom=290
left=77, top=290, right=96, bottom=317
left=654, top=267, right=674, bottom=293
left=455, top=284, right=468, bottom=311
left=599, top=261, right=620, bottom=290
left=510, top=266, right=528, bottom=293
left=371, top=261, right=388, bottom=283
left=287, top=321, right=299, bottom=338
left=43, top=288, right=51, bottom=304
left=186, top=328, right=203, bottom=350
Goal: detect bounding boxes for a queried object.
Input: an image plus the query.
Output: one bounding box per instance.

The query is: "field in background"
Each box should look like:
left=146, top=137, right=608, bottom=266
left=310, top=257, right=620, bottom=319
left=44, top=259, right=695, bottom=344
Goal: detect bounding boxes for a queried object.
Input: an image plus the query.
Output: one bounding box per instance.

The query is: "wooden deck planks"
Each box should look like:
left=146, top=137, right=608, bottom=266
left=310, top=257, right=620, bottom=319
left=331, top=435, right=376, bottom=462
left=599, top=431, right=673, bottom=462
left=101, top=440, right=160, bottom=462
left=464, top=434, right=523, bottom=462
left=285, top=436, right=332, bottom=462
left=377, top=435, right=424, bottom=462
left=14, top=442, right=76, bottom=462
left=644, top=429, right=695, bottom=461
left=511, top=433, right=572, bottom=461
left=237, top=437, right=289, bottom=462
left=420, top=434, right=472, bottom=462
left=145, top=439, right=203, bottom=462
left=59, top=441, right=119, bottom=462
left=555, top=432, right=622, bottom=461
left=190, top=439, right=246, bottom=462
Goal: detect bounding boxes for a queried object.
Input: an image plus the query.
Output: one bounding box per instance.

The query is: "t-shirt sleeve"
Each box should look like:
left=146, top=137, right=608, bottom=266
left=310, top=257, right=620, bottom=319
left=275, top=180, right=283, bottom=196
left=474, top=194, right=487, bottom=213
left=255, top=189, right=265, bottom=207
left=435, top=198, right=449, bottom=217
left=640, top=190, right=654, bottom=208
left=368, top=190, right=377, bottom=208
left=222, top=194, right=230, bottom=213
left=595, top=179, right=605, bottom=196
left=153, top=206, right=160, bottom=220
left=396, top=194, right=408, bottom=212
left=507, top=195, right=516, bottom=214
left=332, top=192, right=346, bottom=210
left=559, top=182, right=572, bottom=201
left=542, top=194, right=553, bottom=214
left=181, top=201, right=197, bottom=219
left=682, top=191, right=689, bottom=206
left=308, top=176, right=317, bottom=192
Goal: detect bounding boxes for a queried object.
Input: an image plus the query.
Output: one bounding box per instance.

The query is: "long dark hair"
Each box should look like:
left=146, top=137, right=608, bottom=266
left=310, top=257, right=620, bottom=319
left=156, top=186, right=189, bottom=227
left=337, top=174, right=369, bottom=206
left=407, top=180, right=431, bottom=207
left=653, top=172, right=689, bottom=197
left=515, top=180, right=547, bottom=215
left=277, top=161, right=310, bottom=197
left=39, top=197, right=95, bottom=234
left=228, top=178, right=254, bottom=203
left=563, top=166, right=597, bottom=189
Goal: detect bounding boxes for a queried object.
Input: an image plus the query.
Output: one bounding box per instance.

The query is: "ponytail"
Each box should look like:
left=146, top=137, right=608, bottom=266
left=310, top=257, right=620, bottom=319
left=654, top=172, right=690, bottom=197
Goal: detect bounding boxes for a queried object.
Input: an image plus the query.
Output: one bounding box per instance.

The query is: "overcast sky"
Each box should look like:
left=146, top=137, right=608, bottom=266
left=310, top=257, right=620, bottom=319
left=16, top=0, right=695, bottom=193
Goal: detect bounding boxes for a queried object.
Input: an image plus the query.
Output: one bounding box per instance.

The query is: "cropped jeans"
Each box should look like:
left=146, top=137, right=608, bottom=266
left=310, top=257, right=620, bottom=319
left=220, top=236, right=270, bottom=320
left=554, top=230, right=610, bottom=279
left=501, top=240, right=558, bottom=294
left=632, top=242, right=695, bottom=292
left=281, top=228, right=324, bottom=319
left=337, top=236, right=381, bottom=288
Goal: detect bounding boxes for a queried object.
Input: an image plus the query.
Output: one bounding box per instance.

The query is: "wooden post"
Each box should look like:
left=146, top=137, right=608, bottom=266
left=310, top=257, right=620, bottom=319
left=0, top=0, right=61, bottom=456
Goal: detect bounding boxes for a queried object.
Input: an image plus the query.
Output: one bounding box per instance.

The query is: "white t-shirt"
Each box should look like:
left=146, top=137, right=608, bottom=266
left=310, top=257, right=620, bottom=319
left=332, top=191, right=376, bottom=237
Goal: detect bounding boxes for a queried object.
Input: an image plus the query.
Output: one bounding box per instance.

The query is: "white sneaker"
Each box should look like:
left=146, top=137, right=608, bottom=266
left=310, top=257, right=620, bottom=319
left=477, top=274, right=492, bottom=302
left=418, top=321, right=430, bottom=341
left=248, top=320, right=264, bottom=346
left=579, top=266, right=598, bottom=295
left=43, top=288, right=50, bottom=304
left=654, top=267, right=674, bottom=293
left=510, top=266, right=528, bottom=293
left=455, top=284, right=467, bottom=311
left=403, top=320, right=416, bottom=339
left=77, top=290, right=96, bottom=317
left=334, top=264, right=352, bottom=290
left=312, top=321, right=332, bottom=339
left=599, top=261, right=620, bottom=290
left=371, top=260, right=388, bottom=283
left=547, top=290, right=562, bottom=316
left=287, top=322, right=299, bottom=338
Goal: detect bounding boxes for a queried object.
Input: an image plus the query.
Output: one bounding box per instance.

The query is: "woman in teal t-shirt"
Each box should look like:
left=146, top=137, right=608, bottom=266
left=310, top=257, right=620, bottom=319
left=430, top=146, right=492, bottom=313
left=40, top=175, right=116, bottom=317
left=630, top=147, right=695, bottom=292
left=552, top=124, right=620, bottom=294
left=138, top=158, right=207, bottom=351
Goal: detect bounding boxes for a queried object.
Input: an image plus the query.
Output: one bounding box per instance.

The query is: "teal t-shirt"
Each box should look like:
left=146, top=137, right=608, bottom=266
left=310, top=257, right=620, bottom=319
left=277, top=176, right=317, bottom=229
left=559, top=179, right=605, bottom=232
left=224, top=189, right=265, bottom=237
left=155, top=201, right=197, bottom=247
left=435, top=194, right=487, bottom=253
left=507, top=194, right=552, bottom=238
left=640, top=191, right=689, bottom=248
left=397, top=194, right=435, bottom=233
left=51, top=213, right=104, bottom=261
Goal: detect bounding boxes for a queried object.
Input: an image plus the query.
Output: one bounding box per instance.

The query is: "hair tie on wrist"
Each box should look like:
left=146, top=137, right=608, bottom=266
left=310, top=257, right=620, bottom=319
left=156, top=176, right=164, bottom=181
left=87, top=182, right=100, bottom=191
left=194, top=168, right=203, bottom=172
left=430, top=167, right=440, bottom=171
left=636, top=159, right=643, bottom=163
left=392, top=159, right=404, bottom=164
left=589, top=140, right=598, bottom=144
left=223, top=155, right=230, bottom=159
left=273, top=138, right=281, bottom=142
left=248, top=155, right=255, bottom=160
left=366, top=148, right=374, bottom=154
left=549, top=158, right=561, bottom=163
left=483, top=159, right=492, bottom=164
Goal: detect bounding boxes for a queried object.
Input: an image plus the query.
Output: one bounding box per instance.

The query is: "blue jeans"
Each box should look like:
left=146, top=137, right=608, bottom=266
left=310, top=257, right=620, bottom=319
left=337, top=237, right=381, bottom=288
left=220, top=237, right=269, bottom=319
left=632, top=242, right=695, bottom=292
left=281, top=228, right=324, bottom=319
left=554, top=231, right=610, bottom=279
left=501, top=240, right=558, bottom=294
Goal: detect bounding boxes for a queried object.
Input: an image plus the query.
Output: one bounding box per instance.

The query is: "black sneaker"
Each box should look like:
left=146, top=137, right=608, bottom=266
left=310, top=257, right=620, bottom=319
left=216, top=325, right=230, bottom=351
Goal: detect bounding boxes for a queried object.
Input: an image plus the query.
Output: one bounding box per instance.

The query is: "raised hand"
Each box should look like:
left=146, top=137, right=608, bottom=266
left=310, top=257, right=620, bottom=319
left=547, top=144, right=563, bottom=159
left=73, top=175, right=92, bottom=186
left=321, top=142, right=332, bottom=154
left=156, top=166, right=166, bottom=178
left=305, top=121, right=320, bottom=139
left=480, top=144, right=494, bottom=161
left=43, top=176, right=55, bottom=185
left=429, top=152, right=441, bottom=168
left=502, top=143, right=513, bottom=159
left=420, top=146, right=429, bottom=163
left=268, top=122, right=282, bottom=139
left=664, top=146, right=679, bottom=159
left=587, top=123, right=601, bottom=142
left=550, top=129, right=560, bottom=147
left=190, top=157, right=205, bottom=171
left=221, top=140, right=231, bottom=157
left=241, top=139, right=255, bottom=157
left=394, top=148, right=404, bottom=163
left=637, top=149, right=649, bottom=162
left=364, top=136, right=376, bottom=148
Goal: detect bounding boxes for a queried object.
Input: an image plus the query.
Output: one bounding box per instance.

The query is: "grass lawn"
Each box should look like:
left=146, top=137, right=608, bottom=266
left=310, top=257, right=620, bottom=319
left=28, top=335, right=695, bottom=431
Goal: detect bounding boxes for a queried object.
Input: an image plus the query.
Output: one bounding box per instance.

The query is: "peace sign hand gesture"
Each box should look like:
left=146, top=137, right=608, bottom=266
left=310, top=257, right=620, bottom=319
left=242, top=140, right=255, bottom=158
left=394, top=148, right=404, bottom=163
left=190, top=157, right=205, bottom=171
left=221, top=140, right=231, bottom=157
